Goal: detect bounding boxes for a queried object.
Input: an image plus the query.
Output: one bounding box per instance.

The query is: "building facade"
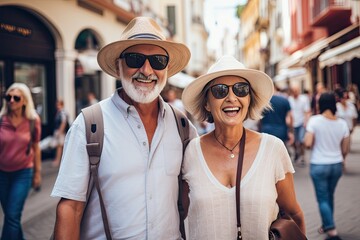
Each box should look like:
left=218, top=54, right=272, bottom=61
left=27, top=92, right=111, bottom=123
left=277, top=0, right=360, bottom=94
left=0, top=0, right=206, bottom=137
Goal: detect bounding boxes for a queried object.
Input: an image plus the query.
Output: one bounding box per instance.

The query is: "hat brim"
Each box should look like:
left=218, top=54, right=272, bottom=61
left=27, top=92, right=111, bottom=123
left=182, top=69, right=274, bottom=117
left=97, top=39, right=191, bottom=78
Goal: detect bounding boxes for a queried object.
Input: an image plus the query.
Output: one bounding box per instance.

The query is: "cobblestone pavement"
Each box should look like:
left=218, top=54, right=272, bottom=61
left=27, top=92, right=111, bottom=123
left=1, top=127, right=360, bottom=240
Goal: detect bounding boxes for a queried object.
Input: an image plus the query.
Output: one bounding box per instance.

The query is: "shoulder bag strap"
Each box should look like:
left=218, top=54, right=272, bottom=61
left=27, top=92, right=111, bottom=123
left=168, top=104, right=190, bottom=240
left=82, top=103, right=112, bottom=240
left=236, top=128, right=246, bottom=240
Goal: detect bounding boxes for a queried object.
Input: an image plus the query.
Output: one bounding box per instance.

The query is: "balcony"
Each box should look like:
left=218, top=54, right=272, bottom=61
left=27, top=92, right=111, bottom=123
left=312, top=0, right=352, bottom=33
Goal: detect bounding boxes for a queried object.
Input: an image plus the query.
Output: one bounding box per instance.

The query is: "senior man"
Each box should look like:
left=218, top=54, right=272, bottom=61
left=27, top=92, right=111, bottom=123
left=51, top=17, right=197, bottom=239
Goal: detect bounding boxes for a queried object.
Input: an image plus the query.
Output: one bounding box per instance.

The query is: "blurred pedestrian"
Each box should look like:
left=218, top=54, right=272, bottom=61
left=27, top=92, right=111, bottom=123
left=40, top=99, right=69, bottom=167
left=311, top=82, right=326, bottom=115
left=305, top=92, right=350, bottom=240
left=166, top=88, right=186, bottom=114
left=0, top=82, right=42, bottom=239
left=51, top=99, right=69, bottom=167
left=335, top=89, right=358, bottom=135
left=87, top=92, right=99, bottom=106
left=347, top=83, right=360, bottom=111
left=260, top=85, right=294, bottom=146
left=181, top=56, right=305, bottom=239
left=289, top=85, right=311, bottom=165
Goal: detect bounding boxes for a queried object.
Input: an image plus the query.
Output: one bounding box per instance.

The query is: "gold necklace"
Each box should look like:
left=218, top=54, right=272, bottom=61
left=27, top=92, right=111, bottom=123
left=213, top=132, right=242, bottom=159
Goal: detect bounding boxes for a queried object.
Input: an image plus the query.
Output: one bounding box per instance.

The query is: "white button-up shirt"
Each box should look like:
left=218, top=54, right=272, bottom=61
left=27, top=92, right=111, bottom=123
left=51, top=90, right=197, bottom=239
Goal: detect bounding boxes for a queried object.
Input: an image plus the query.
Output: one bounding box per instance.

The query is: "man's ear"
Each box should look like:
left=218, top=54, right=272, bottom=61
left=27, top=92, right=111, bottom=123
left=115, top=59, right=120, bottom=76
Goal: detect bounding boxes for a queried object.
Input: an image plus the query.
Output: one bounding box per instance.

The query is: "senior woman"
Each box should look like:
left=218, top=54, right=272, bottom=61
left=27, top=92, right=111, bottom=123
left=181, top=56, right=305, bottom=240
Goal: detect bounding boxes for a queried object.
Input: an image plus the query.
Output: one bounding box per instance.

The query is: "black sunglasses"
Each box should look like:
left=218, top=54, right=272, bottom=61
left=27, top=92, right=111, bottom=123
left=4, top=94, right=22, bottom=102
left=119, top=52, right=169, bottom=70
left=210, top=82, right=250, bottom=99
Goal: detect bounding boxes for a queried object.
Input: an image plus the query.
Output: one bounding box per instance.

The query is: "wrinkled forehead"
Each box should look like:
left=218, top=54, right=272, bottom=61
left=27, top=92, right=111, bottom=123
left=211, top=75, right=249, bottom=86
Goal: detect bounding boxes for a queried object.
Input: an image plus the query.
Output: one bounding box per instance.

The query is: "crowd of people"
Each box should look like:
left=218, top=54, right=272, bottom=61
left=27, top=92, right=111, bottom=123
left=1, top=15, right=359, bottom=240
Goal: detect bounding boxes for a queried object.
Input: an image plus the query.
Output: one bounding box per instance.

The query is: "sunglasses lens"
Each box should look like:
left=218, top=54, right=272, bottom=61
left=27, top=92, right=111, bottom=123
left=233, top=83, right=250, bottom=97
left=4, top=95, right=11, bottom=102
left=121, top=53, right=169, bottom=70
left=4, top=95, right=21, bottom=102
left=211, top=84, right=229, bottom=99
left=148, top=55, right=169, bottom=70
left=124, top=53, right=146, bottom=68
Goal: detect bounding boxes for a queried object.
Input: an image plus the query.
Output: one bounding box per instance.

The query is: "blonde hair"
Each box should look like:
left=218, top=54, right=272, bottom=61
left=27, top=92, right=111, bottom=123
left=0, top=83, right=37, bottom=120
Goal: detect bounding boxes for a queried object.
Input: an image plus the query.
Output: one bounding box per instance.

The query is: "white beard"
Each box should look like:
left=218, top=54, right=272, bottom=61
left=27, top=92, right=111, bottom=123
left=121, top=74, right=167, bottom=104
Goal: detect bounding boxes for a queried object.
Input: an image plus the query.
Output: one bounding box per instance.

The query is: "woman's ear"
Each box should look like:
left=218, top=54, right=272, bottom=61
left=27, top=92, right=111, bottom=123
left=205, top=102, right=210, bottom=112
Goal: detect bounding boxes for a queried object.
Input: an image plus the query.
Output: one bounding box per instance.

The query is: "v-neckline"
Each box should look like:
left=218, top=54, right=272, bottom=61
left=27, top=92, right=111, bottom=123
left=196, top=134, right=265, bottom=192
left=5, top=115, right=26, bottom=128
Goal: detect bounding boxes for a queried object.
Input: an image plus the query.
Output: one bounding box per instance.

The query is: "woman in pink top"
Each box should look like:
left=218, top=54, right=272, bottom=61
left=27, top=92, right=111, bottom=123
left=0, top=83, right=41, bottom=239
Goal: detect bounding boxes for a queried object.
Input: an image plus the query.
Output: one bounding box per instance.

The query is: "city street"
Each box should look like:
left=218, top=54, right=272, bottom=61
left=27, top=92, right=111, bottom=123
left=1, top=126, right=360, bottom=240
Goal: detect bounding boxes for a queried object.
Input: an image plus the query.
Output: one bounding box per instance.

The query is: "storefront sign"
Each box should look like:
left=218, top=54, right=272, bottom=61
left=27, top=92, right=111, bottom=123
left=0, top=22, right=32, bottom=37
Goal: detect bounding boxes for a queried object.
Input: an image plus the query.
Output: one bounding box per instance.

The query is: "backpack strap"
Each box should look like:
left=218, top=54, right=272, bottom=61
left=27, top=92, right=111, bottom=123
left=81, top=103, right=112, bottom=240
left=168, top=104, right=190, bottom=240
left=26, top=119, right=35, bottom=156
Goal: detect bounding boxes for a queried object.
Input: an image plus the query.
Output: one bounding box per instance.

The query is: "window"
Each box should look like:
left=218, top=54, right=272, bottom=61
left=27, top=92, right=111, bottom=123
left=167, top=6, right=176, bottom=36
left=14, top=62, right=48, bottom=123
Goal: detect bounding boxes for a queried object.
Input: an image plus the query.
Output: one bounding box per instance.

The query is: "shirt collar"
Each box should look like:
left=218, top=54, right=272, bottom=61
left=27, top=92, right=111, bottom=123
left=111, top=88, right=167, bottom=118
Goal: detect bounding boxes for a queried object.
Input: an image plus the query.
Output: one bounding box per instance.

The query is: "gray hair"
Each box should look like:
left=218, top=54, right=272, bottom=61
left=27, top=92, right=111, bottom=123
left=192, top=79, right=272, bottom=123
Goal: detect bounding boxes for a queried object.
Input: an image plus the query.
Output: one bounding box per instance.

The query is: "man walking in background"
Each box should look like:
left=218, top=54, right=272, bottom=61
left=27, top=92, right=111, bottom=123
left=289, top=85, right=311, bottom=165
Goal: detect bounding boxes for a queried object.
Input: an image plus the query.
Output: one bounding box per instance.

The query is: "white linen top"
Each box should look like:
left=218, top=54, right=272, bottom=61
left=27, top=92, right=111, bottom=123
left=288, top=94, right=311, bottom=127
left=51, top=90, right=197, bottom=240
left=183, top=133, right=294, bottom=240
left=306, top=115, right=349, bottom=165
left=336, top=101, right=358, bottom=130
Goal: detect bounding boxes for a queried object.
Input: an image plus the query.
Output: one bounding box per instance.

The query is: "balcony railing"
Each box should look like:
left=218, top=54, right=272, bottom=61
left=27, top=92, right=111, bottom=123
left=312, top=0, right=351, bottom=19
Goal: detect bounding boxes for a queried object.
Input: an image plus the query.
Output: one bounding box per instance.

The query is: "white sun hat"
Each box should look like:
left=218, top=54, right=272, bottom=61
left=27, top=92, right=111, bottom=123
left=182, top=55, right=274, bottom=117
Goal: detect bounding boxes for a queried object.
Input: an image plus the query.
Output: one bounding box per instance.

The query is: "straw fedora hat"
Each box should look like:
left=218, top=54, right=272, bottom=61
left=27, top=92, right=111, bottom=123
left=97, top=17, right=191, bottom=78
left=182, top=55, right=274, bottom=117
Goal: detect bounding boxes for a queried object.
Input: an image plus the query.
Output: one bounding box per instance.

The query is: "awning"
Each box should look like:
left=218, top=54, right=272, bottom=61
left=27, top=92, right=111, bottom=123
left=168, top=72, right=195, bottom=89
left=278, top=23, right=359, bottom=69
left=77, top=51, right=101, bottom=74
left=274, top=67, right=307, bottom=82
left=319, top=36, right=360, bottom=68
left=300, top=37, right=329, bottom=64
left=278, top=50, right=303, bottom=69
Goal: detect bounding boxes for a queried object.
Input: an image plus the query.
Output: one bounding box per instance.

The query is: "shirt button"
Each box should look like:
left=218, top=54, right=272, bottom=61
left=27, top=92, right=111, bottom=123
left=137, top=125, right=141, bottom=129
left=149, top=194, right=152, bottom=200
left=143, top=142, right=146, bottom=146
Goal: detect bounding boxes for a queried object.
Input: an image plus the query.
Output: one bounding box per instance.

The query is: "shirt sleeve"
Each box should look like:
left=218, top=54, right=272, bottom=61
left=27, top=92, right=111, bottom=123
left=274, top=137, right=295, bottom=183
left=306, top=116, right=315, bottom=133
left=340, top=119, right=350, bottom=138
left=34, top=115, right=41, bottom=143
left=51, top=114, right=90, bottom=201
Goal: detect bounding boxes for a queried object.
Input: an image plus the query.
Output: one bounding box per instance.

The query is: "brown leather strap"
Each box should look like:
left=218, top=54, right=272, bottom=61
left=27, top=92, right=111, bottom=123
left=168, top=104, right=190, bottom=240
left=82, top=103, right=112, bottom=240
left=236, top=128, right=246, bottom=240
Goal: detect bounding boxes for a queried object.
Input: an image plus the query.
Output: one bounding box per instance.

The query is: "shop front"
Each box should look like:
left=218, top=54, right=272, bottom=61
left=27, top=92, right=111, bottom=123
left=0, top=5, right=56, bottom=137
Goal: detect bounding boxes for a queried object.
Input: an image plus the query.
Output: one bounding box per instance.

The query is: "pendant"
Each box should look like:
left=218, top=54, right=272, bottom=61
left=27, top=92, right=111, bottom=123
left=230, top=153, right=235, bottom=159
